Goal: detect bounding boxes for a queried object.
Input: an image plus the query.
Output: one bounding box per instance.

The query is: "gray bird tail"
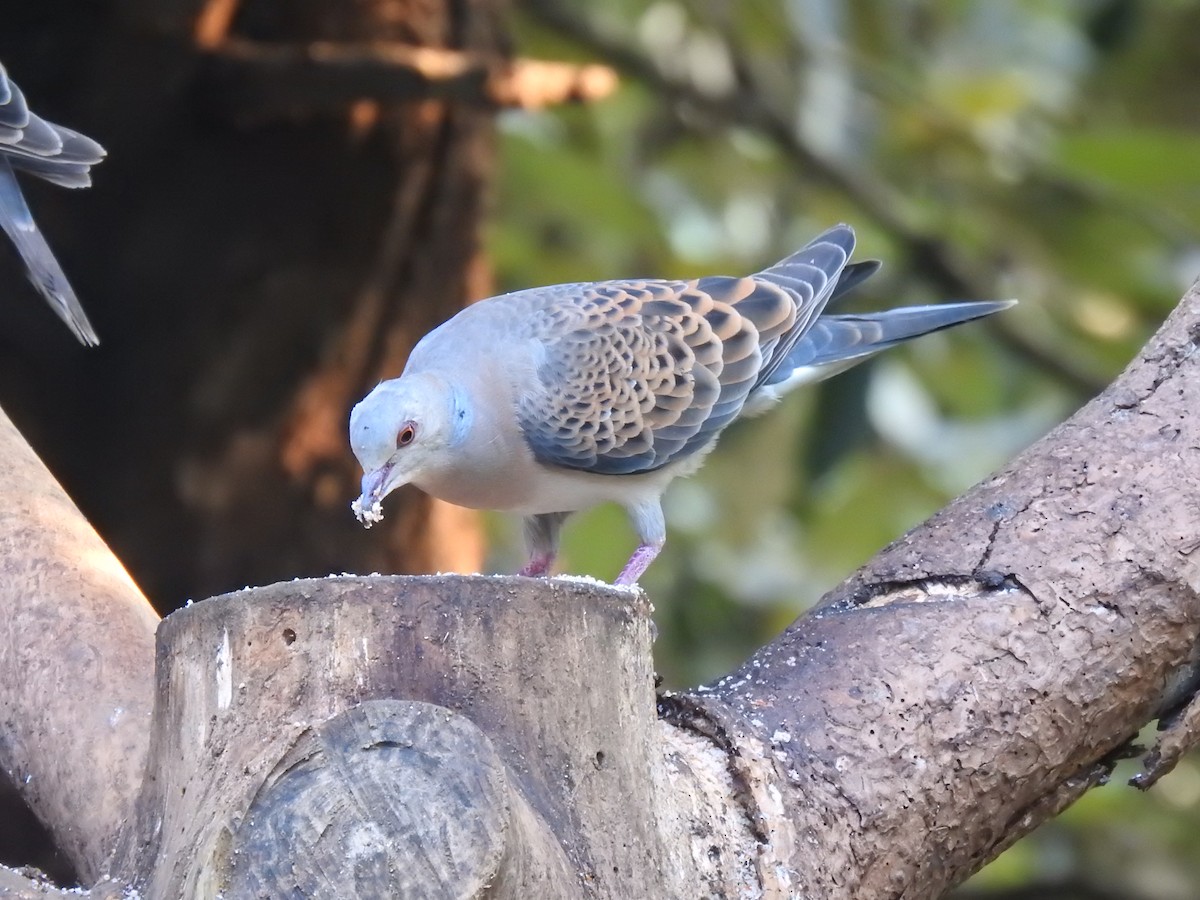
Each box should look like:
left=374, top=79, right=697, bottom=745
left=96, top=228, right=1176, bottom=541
left=0, top=156, right=98, bottom=345
left=766, top=299, right=1015, bottom=390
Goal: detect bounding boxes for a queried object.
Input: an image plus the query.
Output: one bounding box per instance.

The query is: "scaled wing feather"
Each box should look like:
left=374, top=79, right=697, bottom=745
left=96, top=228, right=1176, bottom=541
left=517, top=225, right=857, bottom=476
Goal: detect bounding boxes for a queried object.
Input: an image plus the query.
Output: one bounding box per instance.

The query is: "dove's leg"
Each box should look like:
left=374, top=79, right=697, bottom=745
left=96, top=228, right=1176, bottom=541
left=0, top=156, right=98, bottom=345
left=615, top=542, right=663, bottom=585
left=615, top=500, right=666, bottom=585
left=519, top=512, right=569, bottom=577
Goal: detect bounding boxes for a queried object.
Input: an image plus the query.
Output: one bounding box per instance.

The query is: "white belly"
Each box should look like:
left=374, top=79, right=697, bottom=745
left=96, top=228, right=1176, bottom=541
left=417, top=441, right=712, bottom=516
left=508, top=462, right=677, bottom=515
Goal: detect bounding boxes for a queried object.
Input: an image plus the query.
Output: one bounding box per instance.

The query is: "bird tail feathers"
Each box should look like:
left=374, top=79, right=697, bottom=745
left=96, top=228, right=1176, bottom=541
left=764, top=299, right=1015, bottom=392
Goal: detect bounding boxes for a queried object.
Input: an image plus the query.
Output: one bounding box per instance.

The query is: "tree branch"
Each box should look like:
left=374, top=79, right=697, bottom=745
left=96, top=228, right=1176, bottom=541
left=0, top=404, right=158, bottom=883
left=671, top=281, right=1200, bottom=895
left=202, top=38, right=617, bottom=122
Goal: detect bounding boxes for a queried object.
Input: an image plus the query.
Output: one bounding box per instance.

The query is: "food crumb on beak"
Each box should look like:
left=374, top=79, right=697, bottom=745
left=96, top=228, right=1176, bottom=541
left=351, top=495, right=385, bottom=528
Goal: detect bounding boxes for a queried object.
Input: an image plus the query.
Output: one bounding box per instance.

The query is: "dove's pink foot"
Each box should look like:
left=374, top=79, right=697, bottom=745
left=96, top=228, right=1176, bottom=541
left=615, top=542, right=663, bottom=586
left=518, top=553, right=554, bottom=577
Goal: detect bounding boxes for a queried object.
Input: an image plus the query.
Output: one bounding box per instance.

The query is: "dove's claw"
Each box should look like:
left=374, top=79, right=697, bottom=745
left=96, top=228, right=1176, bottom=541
left=518, top=553, right=554, bottom=578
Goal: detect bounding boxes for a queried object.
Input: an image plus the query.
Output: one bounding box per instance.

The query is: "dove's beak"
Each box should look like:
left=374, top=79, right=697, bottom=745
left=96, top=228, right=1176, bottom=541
left=359, top=465, right=392, bottom=506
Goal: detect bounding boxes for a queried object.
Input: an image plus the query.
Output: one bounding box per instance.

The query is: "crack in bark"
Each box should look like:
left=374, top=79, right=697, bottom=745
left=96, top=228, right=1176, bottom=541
left=839, top=574, right=1031, bottom=611
left=657, top=695, right=771, bottom=847
left=975, top=488, right=1045, bottom=574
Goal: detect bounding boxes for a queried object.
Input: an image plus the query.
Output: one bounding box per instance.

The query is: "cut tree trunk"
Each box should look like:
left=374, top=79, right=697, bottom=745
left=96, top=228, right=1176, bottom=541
left=121, top=576, right=657, bottom=897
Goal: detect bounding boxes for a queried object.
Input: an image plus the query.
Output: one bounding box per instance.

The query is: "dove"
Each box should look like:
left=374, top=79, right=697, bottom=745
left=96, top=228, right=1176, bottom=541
left=350, top=224, right=1014, bottom=585
left=0, top=61, right=106, bottom=346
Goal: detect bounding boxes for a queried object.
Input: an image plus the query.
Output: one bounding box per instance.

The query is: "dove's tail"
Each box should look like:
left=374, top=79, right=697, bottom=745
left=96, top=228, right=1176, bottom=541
left=761, top=299, right=1016, bottom=394
left=0, top=155, right=99, bottom=345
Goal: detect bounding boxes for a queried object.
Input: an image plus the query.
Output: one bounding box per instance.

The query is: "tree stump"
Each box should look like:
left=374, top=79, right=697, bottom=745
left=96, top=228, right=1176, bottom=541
left=121, top=576, right=679, bottom=897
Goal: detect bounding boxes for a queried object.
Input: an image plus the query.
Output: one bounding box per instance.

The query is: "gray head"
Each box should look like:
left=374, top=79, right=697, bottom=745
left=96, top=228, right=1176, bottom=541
left=348, top=372, right=464, bottom=523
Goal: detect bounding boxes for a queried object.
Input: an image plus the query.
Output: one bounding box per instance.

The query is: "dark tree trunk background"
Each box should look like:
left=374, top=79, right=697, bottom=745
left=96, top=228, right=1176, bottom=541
left=0, top=0, right=496, bottom=610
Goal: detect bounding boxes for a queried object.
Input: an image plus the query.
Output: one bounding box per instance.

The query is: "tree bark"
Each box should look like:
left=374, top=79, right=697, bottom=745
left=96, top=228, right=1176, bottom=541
left=0, top=403, right=157, bottom=885
left=119, top=576, right=663, bottom=896
left=667, top=281, right=1200, bottom=896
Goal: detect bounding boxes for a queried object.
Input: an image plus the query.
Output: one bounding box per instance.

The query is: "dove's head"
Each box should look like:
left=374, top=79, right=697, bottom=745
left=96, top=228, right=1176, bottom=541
left=348, top=373, right=465, bottom=526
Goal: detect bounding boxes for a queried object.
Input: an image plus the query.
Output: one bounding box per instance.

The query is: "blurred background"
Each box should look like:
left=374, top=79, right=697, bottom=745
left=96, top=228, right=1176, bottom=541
left=0, top=0, right=1198, bottom=896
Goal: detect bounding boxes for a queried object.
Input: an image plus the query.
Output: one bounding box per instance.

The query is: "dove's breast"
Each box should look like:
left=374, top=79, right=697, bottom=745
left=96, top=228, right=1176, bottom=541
left=413, top=391, right=703, bottom=516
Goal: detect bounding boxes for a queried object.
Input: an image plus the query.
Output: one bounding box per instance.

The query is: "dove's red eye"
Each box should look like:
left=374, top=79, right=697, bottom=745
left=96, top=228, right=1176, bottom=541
left=396, top=423, right=417, bottom=447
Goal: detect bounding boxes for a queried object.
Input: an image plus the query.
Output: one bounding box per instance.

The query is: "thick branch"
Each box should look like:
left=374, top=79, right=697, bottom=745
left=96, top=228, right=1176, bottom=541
left=676, top=283, right=1200, bottom=896
left=0, top=403, right=158, bottom=883
left=203, top=38, right=617, bottom=122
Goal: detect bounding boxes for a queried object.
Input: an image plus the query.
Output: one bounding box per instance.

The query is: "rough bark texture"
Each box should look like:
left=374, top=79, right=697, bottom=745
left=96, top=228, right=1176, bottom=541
left=0, top=404, right=158, bottom=884
left=673, top=282, right=1200, bottom=897
left=120, top=576, right=671, bottom=898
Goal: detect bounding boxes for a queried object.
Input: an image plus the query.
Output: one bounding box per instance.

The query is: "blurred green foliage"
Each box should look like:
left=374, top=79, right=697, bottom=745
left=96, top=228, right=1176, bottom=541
left=487, top=2, right=1200, bottom=896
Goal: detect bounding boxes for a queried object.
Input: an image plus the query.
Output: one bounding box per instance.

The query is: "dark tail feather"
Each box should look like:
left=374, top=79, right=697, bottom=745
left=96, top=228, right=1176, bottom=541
left=767, top=299, right=1014, bottom=387
left=829, top=259, right=881, bottom=304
